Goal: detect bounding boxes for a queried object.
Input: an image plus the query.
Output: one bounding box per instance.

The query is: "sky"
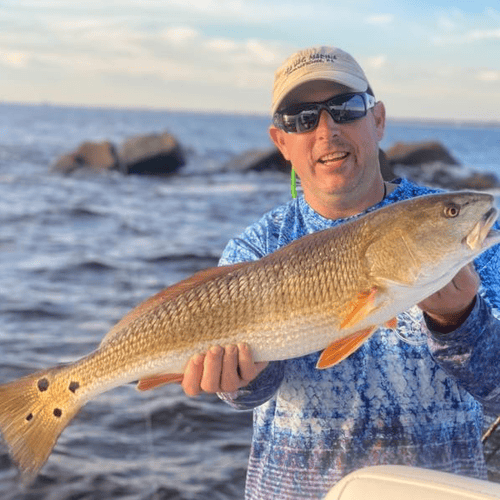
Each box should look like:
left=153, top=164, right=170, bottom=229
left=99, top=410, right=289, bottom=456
left=1, top=0, right=499, bottom=122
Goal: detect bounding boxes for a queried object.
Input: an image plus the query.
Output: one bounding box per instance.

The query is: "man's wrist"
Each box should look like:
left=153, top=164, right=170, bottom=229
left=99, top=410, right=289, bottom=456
left=424, top=295, right=477, bottom=334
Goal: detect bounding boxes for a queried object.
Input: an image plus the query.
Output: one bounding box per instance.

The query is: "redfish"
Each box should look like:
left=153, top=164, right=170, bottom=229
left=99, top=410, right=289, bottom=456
left=0, top=191, right=499, bottom=481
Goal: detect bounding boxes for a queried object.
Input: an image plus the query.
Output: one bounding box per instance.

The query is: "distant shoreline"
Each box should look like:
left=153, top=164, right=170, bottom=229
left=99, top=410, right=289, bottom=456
left=387, top=116, right=500, bottom=130
left=1, top=100, right=499, bottom=130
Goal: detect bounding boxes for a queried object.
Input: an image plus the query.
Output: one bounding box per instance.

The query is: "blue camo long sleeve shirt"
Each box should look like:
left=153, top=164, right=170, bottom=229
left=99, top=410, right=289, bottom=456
left=218, top=178, right=500, bottom=500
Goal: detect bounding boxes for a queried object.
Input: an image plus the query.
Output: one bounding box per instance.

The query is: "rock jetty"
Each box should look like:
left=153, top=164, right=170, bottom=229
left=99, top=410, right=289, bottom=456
left=223, top=140, right=499, bottom=191
left=52, top=131, right=185, bottom=176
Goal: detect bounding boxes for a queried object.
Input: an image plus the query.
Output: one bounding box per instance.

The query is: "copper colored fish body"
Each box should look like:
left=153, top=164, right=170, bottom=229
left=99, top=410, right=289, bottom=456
left=1, top=191, right=500, bottom=480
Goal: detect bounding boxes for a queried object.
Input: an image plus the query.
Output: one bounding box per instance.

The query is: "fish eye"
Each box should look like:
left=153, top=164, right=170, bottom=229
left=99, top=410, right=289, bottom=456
left=444, top=203, right=460, bottom=218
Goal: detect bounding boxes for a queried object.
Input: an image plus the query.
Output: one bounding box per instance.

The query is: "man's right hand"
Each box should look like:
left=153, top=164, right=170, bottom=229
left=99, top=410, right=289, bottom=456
left=181, top=343, right=268, bottom=397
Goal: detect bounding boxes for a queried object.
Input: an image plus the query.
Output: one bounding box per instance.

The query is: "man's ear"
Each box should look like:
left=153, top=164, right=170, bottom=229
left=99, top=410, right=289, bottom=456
left=373, top=101, right=386, bottom=142
left=269, top=126, right=291, bottom=161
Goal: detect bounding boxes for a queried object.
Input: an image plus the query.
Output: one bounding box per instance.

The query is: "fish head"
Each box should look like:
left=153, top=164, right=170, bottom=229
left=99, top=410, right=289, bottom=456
left=404, top=191, right=499, bottom=255
left=365, top=191, right=500, bottom=287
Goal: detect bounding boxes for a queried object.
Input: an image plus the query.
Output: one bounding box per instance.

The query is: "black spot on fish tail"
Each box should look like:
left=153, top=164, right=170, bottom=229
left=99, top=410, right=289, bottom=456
left=68, top=381, right=80, bottom=393
left=37, top=378, right=49, bottom=392
left=0, top=366, right=85, bottom=481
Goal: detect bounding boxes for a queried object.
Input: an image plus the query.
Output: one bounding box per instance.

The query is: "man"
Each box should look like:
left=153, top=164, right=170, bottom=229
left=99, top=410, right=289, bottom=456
left=182, top=46, right=500, bottom=499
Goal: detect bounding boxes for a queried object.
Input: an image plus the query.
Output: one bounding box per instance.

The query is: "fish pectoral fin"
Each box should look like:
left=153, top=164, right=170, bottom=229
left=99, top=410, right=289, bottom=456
left=316, top=327, right=376, bottom=369
left=137, top=373, right=184, bottom=391
left=340, top=287, right=378, bottom=330
left=384, top=317, right=398, bottom=330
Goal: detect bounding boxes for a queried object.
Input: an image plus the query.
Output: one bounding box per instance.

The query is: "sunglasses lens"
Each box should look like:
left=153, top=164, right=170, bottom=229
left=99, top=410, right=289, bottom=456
left=279, top=108, right=318, bottom=133
left=275, top=93, right=374, bottom=133
left=329, top=94, right=366, bottom=123
left=296, top=109, right=320, bottom=133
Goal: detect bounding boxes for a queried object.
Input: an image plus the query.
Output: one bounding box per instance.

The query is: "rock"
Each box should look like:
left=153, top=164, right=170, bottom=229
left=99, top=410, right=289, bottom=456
left=392, top=162, right=500, bottom=191
left=118, top=132, right=185, bottom=175
left=52, top=141, right=118, bottom=174
left=459, top=172, right=500, bottom=191
left=430, top=169, right=500, bottom=191
left=383, top=140, right=500, bottom=190
left=386, top=141, right=459, bottom=167
left=222, top=147, right=290, bottom=174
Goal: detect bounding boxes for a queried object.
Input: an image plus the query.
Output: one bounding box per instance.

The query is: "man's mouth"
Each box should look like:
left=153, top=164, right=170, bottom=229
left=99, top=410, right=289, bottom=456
left=318, top=152, right=349, bottom=164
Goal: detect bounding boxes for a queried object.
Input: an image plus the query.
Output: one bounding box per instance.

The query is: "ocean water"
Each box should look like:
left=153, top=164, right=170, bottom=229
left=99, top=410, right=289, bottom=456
left=0, top=102, right=499, bottom=499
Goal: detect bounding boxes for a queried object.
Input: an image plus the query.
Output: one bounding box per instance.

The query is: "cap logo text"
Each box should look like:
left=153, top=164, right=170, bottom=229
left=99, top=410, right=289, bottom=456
left=284, top=53, right=338, bottom=76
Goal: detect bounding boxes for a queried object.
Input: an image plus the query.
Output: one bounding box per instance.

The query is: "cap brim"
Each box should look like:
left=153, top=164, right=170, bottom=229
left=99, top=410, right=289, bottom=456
left=272, top=71, right=368, bottom=115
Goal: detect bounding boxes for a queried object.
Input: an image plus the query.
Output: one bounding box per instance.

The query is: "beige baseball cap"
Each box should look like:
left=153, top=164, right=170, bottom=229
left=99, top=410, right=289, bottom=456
left=271, top=46, right=371, bottom=115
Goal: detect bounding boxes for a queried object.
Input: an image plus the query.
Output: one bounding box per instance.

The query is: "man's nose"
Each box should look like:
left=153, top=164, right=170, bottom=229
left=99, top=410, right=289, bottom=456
left=314, top=109, right=340, bottom=139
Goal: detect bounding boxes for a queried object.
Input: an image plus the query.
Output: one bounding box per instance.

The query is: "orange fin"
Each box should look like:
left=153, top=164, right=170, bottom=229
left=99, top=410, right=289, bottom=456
left=316, top=327, right=376, bottom=369
left=384, top=317, right=398, bottom=330
left=340, top=288, right=378, bottom=330
left=101, top=262, right=248, bottom=345
left=137, top=373, right=184, bottom=391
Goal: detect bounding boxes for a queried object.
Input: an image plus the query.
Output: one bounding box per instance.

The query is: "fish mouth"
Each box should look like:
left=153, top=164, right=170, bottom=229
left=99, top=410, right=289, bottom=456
left=466, top=207, right=500, bottom=250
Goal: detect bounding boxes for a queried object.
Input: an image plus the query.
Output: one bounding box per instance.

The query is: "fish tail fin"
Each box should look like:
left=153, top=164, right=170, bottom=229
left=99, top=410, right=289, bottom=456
left=0, top=366, right=83, bottom=483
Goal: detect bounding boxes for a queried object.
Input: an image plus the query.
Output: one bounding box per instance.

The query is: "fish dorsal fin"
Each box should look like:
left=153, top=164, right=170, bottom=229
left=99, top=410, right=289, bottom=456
left=316, top=327, right=376, bottom=369
left=100, top=262, right=248, bottom=346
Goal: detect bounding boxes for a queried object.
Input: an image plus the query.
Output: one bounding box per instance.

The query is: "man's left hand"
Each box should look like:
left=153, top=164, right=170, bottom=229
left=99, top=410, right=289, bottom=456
left=418, top=263, right=480, bottom=332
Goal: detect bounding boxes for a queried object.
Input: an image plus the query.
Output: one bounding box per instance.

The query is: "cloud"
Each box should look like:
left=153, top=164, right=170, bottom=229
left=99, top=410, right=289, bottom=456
left=465, top=28, right=500, bottom=42
left=246, top=40, right=277, bottom=64
left=0, top=49, right=29, bottom=68
left=476, top=70, right=500, bottom=82
left=205, top=38, right=238, bottom=52
left=163, top=26, right=200, bottom=45
left=434, top=27, right=500, bottom=45
left=432, top=8, right=500, bottom=45
left=15, top=13, right=284, bottom=93
left=437, top=16, right=459, bottom=33
left=486, top=7, right=500, bottom=21
left=365, top=14, right=394, bottom=26
left=366, top=55, right=387, bottom=70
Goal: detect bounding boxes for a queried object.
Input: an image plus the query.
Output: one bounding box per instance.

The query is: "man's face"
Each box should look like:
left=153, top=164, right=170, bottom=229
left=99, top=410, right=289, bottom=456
left=269, top=83, right=386, bottom=217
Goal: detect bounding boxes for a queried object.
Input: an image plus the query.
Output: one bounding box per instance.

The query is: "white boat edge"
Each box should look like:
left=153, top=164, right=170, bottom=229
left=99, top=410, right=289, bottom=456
left=324, top=465, right=500, bottom=499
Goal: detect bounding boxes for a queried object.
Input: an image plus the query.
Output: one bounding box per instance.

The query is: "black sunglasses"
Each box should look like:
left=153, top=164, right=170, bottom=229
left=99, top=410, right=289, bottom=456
left=273, top=92, right=376, bottom=134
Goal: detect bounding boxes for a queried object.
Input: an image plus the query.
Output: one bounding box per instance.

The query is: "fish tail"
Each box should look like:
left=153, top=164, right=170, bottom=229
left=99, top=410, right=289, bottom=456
left=0, top=365, right=83, bottom=482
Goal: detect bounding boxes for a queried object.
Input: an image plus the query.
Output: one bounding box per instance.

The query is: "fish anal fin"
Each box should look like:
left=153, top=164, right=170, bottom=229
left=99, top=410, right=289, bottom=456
left=340, top=287, right=378, bottom=330
left=137, top=373, right=184, bottom=391
left=316, top=327, right=376, bottom=369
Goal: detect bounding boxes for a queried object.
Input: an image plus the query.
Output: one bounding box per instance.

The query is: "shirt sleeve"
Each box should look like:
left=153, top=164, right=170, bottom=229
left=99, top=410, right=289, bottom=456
left=217, top=224, right=286, bottom=409
left=218, top=361, right=285, bottom=410
left=426, top=293, right=500, bottom=413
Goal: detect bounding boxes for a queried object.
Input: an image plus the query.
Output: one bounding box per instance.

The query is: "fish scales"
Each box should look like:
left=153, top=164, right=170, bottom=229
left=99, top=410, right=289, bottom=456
left=1, top=191, right=500, bottom=481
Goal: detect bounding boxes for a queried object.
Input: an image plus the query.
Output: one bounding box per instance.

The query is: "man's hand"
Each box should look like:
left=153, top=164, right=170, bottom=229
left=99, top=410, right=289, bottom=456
left=418, top=263, right=480, bottom=332
left=181, top=343, right=269, bottom=397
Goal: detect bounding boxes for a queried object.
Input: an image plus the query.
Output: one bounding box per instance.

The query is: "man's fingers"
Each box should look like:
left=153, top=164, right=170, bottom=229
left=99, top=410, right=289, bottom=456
left=238, top=343, right=269, bottom=382
left=419, top=263, right=480, bottom=331
left=181, top=344, right=268, bottom=397
left=220, top=344, right=241, bottom=392
left=200, top=346, right=224, bottom=393
left=181, top=354, right=205, bottom=397
left=237, top=343, right=256, bottom=382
